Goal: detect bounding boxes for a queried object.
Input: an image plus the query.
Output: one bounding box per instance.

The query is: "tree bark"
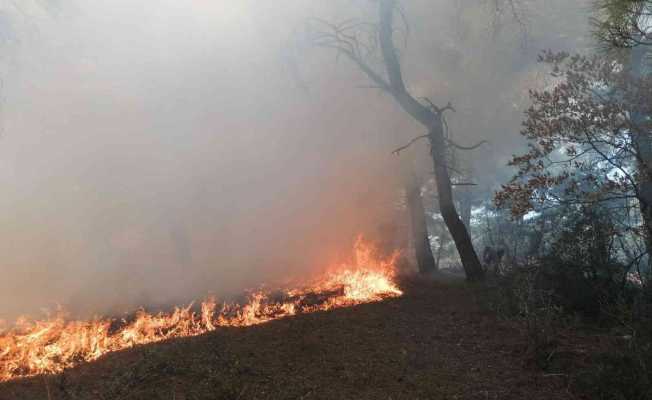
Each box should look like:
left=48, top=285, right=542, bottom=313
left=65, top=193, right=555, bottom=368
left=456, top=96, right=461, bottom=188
left=630, top=44, right=652, bottom=266
left=378, top=0, right=485, bottom=281
left=406, top=175, right=437, bottom=274
left=428, top=120, right=484, bottom=280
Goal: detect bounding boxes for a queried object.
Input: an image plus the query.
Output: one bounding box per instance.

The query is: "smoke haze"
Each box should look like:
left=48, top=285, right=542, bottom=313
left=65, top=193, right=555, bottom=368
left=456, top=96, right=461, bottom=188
left=0, top=0, right=591, bottom=320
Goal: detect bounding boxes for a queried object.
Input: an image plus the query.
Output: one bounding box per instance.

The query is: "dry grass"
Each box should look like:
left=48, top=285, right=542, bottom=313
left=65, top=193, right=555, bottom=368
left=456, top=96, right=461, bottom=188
left=0, top=278, right=575, bottom=400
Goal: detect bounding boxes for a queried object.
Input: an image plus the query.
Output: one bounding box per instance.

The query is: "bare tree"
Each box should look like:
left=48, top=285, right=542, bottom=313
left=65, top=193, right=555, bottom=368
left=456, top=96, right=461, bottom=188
left=307, top=0, right=485, bottom=281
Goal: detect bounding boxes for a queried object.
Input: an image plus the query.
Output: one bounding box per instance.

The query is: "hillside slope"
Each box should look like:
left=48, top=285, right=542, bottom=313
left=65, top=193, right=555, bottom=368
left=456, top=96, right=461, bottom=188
left=0, top=280, right=572, bottom=400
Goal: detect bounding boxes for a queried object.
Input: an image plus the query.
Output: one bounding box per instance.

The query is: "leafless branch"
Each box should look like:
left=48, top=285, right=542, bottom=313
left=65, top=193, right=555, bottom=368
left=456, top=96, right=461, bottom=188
left=305, top=17, right=391, bottom=92
left=392, top=134, right=429, bottom=155
left=446, top=139, right=489, bottom=151
left=421, top=98, right=456, bottom=115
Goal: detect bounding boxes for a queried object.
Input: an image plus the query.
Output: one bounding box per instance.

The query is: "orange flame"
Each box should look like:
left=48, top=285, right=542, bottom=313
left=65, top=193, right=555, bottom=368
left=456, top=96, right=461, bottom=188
left=0, top=237, right=402, bottom=382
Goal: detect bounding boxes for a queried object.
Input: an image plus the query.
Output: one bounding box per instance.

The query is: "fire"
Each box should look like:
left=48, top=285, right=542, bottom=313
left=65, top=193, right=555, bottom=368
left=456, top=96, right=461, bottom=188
left=0, top=237, right=402, bottom=382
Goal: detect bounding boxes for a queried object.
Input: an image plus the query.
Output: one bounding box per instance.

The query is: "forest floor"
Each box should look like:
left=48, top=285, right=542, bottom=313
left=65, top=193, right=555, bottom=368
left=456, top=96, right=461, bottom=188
left=0, top=278, right=587, bottom=400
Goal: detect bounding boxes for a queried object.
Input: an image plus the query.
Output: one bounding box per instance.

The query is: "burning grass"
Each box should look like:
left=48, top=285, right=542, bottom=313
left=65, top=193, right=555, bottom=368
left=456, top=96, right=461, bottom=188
left=0, top=237, right=402, bottom=382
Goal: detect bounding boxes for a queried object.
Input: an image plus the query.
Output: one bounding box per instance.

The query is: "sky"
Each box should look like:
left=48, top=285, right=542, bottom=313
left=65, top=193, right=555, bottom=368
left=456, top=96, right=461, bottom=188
left=0, top=0, right=592, bottom=320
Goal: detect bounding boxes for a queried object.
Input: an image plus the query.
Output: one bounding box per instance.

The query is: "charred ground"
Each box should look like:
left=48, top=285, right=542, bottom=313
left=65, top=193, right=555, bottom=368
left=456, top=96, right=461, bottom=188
left=0, top=278, right=590, bottom=400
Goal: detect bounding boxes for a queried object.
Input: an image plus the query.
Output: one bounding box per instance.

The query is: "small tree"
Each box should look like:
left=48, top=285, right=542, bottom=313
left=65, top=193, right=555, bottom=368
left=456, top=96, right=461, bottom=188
left=495, top=50, right=652, bottom=270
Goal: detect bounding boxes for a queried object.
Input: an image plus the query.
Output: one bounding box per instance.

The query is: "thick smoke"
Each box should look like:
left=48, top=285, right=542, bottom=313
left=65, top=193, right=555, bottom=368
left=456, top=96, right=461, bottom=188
left=0, top=0, right=590, bottom=320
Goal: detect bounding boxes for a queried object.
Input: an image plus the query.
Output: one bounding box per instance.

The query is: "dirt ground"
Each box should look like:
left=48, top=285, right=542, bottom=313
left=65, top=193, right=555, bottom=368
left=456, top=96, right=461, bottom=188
left=0, top=278, right=575, bottom=400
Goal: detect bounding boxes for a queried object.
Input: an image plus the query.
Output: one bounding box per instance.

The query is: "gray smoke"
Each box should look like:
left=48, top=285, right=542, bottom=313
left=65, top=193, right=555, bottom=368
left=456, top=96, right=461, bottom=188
left=0, top=0, right=591, bottom=321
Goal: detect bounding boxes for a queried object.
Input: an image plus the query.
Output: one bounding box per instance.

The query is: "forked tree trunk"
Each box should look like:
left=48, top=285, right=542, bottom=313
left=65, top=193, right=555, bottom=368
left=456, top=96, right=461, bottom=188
left=406, top=175, right=437, bottom=274
left=378, top=0, right=484, bottom=281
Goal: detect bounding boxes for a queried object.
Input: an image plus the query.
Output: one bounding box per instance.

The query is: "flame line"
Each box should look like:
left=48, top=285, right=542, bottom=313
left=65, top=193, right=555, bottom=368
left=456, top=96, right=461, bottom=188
left=0, top=238, right=402, bottom=382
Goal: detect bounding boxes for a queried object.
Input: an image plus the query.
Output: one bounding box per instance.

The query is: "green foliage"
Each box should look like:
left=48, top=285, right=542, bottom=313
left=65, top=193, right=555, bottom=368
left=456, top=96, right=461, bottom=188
left=481, top=205, right=652, bottom=398
left=538, top=209, right=626, bottom=317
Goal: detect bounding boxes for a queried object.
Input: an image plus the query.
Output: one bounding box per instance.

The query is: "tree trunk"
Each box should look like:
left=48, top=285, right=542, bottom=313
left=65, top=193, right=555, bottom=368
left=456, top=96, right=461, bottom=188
left=428, top=119, right=485, bottom=281
left=630, top=44, right=652, bottom=266
left=526, top=223, right=544, bottom=259
left=406, top=176, right=437, bottom=274
left=377, top=0, right=484, bottom=281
